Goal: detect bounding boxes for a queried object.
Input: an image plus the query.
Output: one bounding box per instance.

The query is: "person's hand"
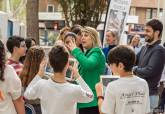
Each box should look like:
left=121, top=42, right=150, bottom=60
left=95, top=82, right=103, bottom=97
left=37, top=58, right=47, bottom=78
left=65, top=39, right=77, bottom=51
left=69, top=62, right=80, bottom=80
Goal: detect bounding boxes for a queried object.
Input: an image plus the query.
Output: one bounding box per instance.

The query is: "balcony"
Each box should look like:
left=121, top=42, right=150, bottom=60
left=39, top=12, right=65, bottom=21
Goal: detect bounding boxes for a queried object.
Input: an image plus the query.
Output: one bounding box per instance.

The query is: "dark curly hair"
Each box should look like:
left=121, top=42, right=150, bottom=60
left=0, top=40, right=6, bottom=81
left=108, top=45, right=136, bottom=72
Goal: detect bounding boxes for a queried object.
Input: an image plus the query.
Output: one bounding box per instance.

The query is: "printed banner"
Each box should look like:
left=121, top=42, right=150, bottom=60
left=103, top=0, right=131, bottom=46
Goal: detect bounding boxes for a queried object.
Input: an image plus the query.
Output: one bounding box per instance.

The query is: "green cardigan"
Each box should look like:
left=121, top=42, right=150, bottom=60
left=71, top=47, right=106, bottom=108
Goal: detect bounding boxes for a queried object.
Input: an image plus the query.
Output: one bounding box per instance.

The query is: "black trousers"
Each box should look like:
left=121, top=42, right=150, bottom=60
left=79, top=106, right=99, bottom=114
left=159, top=88, right=165, bottom=110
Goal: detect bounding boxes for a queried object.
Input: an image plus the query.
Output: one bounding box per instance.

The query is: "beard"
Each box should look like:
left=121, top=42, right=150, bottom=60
left=145, top=34, right=154, bottom=43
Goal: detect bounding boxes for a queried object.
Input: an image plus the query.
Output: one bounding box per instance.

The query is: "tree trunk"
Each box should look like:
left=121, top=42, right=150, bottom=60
left=26, top=0, right=39, bottom=44
left=0, top=0, right=4, bottom=10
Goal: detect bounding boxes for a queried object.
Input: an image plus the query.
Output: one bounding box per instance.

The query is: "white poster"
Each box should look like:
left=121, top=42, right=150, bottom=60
left=104, top=0, right=131, bottom=46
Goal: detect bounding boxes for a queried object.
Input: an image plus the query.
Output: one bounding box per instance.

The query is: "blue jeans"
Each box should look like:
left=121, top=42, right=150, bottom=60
left=150, top=95, right=159, bottom=112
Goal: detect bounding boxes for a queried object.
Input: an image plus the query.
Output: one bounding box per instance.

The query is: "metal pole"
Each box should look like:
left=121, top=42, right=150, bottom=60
left=157, top=0, right=160, bottom=18
left=162, top=0, right=165, bottom=44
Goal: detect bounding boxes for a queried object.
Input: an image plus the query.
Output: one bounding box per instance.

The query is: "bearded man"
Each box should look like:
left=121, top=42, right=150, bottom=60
left=133, top=19, right=165, bottom=112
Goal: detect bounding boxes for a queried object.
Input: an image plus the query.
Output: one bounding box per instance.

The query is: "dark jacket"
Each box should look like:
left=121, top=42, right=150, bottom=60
left=134, top=40, right=165, bottom=95
left=102, top=45, right=116, bottom=61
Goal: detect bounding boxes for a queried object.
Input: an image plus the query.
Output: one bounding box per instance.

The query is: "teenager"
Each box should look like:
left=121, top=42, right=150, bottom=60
left=6, top=36, right=26, bottom=76
left=96, top=45, right=150, bottom=114
left=24, top=44, right=93, bottom=114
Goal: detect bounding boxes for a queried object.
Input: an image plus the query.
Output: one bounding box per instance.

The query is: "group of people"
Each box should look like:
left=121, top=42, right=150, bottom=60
left=0, top=19, right=164, bottom=114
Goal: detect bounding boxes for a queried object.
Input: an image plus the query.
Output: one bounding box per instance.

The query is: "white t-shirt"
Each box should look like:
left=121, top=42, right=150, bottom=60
left=0, top=65, right=22, bottom=114
left=24, top=75, right=93, bottom=114
left=102, top=76, right=150, bottom=114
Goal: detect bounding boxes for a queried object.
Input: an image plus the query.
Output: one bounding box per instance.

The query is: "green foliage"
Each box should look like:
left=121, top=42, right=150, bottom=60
left=0, top=0, right=3, bottom=10
left=11, top=0, right=21, bottom=11
left=48, top=31, right=59, bottom=45
left=58, top=0, right=107, bottom=28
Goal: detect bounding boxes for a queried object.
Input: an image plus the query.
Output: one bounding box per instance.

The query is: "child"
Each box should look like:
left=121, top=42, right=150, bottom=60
left=6, top=36, right=26, bottom=76
left=24, top=44, right=93, bottom=114
left=96, top=45, right=150, bottom=114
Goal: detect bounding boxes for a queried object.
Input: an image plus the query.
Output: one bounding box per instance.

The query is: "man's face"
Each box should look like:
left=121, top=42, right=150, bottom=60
left=144, top=26, right=155, bottom=43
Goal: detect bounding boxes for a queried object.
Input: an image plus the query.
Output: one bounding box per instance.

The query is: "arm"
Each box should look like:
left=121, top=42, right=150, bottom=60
left=0, top=90, right=5, bottom=101
left=6, top=66, right=25, bottom=114
left=101, top=84, right=116, bottom=114
left=71, top=48, right=101, bottom=70
left=75, top=76, right=94, bottom=103
left=24, top=59, right=46, bottom=100
left=65, top=40, right=102, bottom=70
left=71, top=66, right=94, bottom=103
left=134, top=49, right=165, bottom=78
left=24, top=75, right=42, bottom=100
left=13, top=97, right=25, bottom=114
left=95, top=83, right=105, bottom=114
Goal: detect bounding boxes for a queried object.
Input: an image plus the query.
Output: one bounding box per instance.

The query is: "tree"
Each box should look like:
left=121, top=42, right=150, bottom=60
left=26, top=0, right=39, bottom=44
left=0, top=0, right=3, bottom=10
left=58, top=0, right=107, bottom=28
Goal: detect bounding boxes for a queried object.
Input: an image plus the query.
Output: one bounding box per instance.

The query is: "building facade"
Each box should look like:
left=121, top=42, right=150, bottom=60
left=130, top=0, right=164, bottom=24
left=38, top=0, right=65, bottom=45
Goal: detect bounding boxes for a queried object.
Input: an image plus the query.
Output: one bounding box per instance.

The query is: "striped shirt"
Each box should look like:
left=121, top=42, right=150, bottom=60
left=7, top=59, right=23, bottom=76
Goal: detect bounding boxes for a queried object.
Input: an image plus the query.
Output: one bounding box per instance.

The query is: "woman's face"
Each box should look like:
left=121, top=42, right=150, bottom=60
left=81, top=32, right=93, bottom=49
left=76, top=34, right=82, bottom=46
left=106, top=31, right=116, bottom=45
left=132, top=36, right=140, bottom=47
left=64, top=36, right=76, bottom=45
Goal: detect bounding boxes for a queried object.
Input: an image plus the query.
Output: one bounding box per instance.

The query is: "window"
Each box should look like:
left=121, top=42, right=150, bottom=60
left=146, top=9, right=152, bottom=19
left=152, top=9, right=157, bottom=18
left=146, top=9, right=158, bottom=20
left=47, top=4, right=54, bottom=12
left=130, top=7, right=136, bottom=15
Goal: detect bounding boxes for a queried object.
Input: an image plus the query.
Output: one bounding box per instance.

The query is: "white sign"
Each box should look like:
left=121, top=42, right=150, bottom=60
left=0, top=11, right=8, bottom=42
left=104, top=0, right=132, bottom=46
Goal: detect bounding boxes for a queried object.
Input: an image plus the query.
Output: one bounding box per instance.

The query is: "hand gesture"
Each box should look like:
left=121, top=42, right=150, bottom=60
left=37, top=58, right=47, bottom=77
left=65, top=39, right=77, bottom=51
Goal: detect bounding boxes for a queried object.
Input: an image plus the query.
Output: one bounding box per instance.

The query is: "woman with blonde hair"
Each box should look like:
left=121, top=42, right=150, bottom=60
left=20, top=46, right=45, bottom=114
left=66, top=26, right=105, bottom=114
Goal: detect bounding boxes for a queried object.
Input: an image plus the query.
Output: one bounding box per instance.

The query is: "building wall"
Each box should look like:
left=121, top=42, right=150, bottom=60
left=130, top=0, right=163, bottom=24
left=131, top=0, right=163, bottom=8
left=39, top=0, right=62, bottom=12
left=136, top=8, right=146, bottom=24
left=39, top=0, right=47, bottom=12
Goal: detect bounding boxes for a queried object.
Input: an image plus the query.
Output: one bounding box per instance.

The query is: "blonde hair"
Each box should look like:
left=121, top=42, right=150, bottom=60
left=57, top=26, right=71, bottom=42
left=82, top=26, right=102, bottom=48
